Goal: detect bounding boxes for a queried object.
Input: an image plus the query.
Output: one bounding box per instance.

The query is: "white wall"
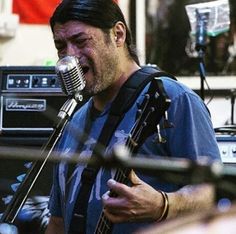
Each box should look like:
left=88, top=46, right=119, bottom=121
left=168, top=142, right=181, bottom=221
left=0, top=24, right=58, bottom=66
left=0, top=0, right=130, bottom=66
left=207, top=97, right=233, bottom=127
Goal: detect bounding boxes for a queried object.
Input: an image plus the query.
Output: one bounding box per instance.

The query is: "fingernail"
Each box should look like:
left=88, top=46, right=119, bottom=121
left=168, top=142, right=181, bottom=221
left=102, top=191, right=110, bottom=200
left=107, top=179, right=116, bottom=186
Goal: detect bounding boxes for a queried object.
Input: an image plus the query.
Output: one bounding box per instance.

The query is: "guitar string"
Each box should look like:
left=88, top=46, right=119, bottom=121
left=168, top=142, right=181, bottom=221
left=97, top=125, right=146, bottom=234
left=97, top=90, right=169, bottom=233
left=96, top=132, right=139, bottom=233
left=97, top=95, right=153, bottom=233
left=97, top=96, right=153, bottom=234
left=96, top=100, right=148, bottom=234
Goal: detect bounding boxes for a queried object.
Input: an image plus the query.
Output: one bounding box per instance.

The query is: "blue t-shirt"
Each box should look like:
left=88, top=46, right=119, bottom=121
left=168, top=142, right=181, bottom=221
left=48, top=76, right=221, bottom=234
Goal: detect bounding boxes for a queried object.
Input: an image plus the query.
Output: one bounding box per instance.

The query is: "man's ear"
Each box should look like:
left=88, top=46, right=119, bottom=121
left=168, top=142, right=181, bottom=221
left=113, top=21, right=126, bottom=46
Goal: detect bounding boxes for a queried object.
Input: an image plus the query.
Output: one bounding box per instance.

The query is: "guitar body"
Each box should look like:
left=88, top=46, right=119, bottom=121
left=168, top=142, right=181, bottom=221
left=95, top=77, right=171, bottom=234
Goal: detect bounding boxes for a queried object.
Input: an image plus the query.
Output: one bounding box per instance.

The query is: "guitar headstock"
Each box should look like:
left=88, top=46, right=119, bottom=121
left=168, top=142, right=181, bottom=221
left=128, top=78, right=172, bottom=152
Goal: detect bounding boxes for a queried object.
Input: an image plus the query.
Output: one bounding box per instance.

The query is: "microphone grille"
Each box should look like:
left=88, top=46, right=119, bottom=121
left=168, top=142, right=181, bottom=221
left=55, top=56, right=86, bottom=96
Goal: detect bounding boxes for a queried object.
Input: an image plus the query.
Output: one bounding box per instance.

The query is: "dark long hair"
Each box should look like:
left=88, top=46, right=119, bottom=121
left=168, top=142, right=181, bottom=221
left=50, top=0, right=139, bottom=64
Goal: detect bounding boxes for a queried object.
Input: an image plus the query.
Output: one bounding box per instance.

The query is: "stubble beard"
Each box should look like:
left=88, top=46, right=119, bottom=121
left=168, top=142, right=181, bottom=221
left=84, top=52, right=119, bottom=97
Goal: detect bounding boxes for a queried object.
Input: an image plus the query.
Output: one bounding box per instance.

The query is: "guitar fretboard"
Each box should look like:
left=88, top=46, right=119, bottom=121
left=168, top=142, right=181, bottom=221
left=95, top=167, right=131, bottom=234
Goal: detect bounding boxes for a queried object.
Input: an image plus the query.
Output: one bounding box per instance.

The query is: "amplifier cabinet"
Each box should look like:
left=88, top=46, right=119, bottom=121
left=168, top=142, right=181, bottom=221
left=0, top=66, right=68, bottom=138
left=216, top=134, right=236, bottom=164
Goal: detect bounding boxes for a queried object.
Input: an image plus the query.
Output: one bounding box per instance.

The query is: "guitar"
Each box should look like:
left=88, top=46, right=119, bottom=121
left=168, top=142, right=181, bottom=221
left=94, top=77, right=172, bottom=234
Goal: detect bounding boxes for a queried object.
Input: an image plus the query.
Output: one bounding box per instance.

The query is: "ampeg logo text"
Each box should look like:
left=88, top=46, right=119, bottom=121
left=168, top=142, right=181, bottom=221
left=6, top=98, right=46, bottom=112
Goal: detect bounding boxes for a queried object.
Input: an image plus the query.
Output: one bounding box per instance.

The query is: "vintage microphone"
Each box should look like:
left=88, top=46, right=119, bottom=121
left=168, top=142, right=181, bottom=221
left=55, top=55, right=85, bottom=101
left=186, top=0, right=230, bottom=101
left=0, top=55, right=86, bottom=225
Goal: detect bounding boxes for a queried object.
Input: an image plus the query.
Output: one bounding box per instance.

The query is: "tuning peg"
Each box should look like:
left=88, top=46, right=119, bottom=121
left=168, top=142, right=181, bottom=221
left=17, top=174, right=26, bottom=182
left=136, top=101, right=142, bottom=110
left=162, top=119, right=174, bottom=129
left=154, top=124, right=167, bottom=144
left=162, top=111, right=174, bottom=129
left=24, top=162, right=32, bottom=169
left=136, top=93, right=151, bottom=111
left=156, top=133, right=167, bottom=144
left=2, top=195, right=13, bottom=205
left=11, top=183, right=21, bottom=192
left=136, top=102, right=143, bottom=118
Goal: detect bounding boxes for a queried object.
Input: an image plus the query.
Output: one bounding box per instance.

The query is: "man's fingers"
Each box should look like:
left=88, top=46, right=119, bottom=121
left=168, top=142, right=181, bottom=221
left=106, top=179, right=131, bottom=197
left=103, top=209, right=126, bottom=223
left=103, top=207, right=137, bottom=223
left=102, top=190, right=127, bottom=209
left=129, top=170, right=143, bottom=185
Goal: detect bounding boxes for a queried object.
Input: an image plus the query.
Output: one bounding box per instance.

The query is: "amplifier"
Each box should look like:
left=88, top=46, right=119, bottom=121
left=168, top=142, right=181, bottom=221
left=0, top=66, right=84, bottom=147
left=216, top=134, right=236, bottom=164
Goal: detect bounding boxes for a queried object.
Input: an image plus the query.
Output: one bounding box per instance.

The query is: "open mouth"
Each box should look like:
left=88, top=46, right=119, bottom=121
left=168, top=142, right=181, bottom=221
left=82, top=66, right=89, bottom=75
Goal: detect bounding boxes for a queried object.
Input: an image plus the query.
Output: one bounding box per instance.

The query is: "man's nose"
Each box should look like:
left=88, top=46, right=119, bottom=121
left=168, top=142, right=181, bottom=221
left=66, top=44, right=80, bottom=57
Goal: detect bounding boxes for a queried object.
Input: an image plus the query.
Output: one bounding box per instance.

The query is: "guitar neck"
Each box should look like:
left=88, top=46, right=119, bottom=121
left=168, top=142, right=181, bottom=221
left=95, top=77, right=171, bottom=234
left=95, top=167, right=131, bottom=234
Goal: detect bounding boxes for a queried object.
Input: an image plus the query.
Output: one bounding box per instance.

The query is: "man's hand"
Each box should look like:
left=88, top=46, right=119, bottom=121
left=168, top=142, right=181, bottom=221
left=45, top=216, right=64, bottom=234
left=102, top=170, right=165, bottom=223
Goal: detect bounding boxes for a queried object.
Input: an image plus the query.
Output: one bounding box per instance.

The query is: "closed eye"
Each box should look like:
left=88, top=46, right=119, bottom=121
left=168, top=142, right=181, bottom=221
left=74, top=37, right=92, bottom=48
left=54, top=40, right=66, bottom=52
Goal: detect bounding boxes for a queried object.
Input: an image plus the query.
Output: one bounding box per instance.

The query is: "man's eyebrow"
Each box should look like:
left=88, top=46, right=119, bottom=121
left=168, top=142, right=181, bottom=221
left=70, top=32, right=88, bottom=39
left=54, top=32, right=88, bottom=42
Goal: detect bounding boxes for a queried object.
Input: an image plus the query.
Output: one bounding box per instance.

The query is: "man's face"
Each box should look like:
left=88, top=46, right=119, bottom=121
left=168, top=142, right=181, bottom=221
left=53, top=20, right=120, bottom=96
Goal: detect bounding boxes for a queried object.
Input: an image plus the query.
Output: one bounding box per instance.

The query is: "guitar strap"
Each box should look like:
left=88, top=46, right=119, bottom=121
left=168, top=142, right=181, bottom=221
left=68, top=66, right=176, bottom=234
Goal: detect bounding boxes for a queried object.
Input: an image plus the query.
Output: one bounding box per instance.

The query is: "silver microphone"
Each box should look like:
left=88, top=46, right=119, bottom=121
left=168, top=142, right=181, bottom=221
left=55, top=55, right=86, bottom=101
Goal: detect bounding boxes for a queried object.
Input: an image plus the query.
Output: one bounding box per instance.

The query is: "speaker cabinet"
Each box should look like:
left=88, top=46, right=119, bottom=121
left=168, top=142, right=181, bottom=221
left=0, top=66, right=67, bottom=141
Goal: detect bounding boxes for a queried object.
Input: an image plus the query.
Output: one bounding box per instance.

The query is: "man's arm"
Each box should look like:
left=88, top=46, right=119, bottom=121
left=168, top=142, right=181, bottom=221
left=167, top=183, right=215, bottom=219
left=45, top=216, right=65, bottom=234
left=102, top=170, right=215, bottom=223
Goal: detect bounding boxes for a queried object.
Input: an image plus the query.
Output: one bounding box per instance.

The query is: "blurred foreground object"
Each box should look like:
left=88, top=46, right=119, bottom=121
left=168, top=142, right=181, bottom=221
left=136, top=201, right=236, bottom=234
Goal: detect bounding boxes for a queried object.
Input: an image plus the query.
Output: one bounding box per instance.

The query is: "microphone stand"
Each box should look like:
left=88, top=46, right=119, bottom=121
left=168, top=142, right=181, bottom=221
left=195, top=9, right=209, bottom=101
left=230, top=89, right=236, bottom=125
left=197, top=48, right=207, bottom=101
left=0, top=97, right=80, bottom=224
left=101, top=145, right=236, bottom=201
